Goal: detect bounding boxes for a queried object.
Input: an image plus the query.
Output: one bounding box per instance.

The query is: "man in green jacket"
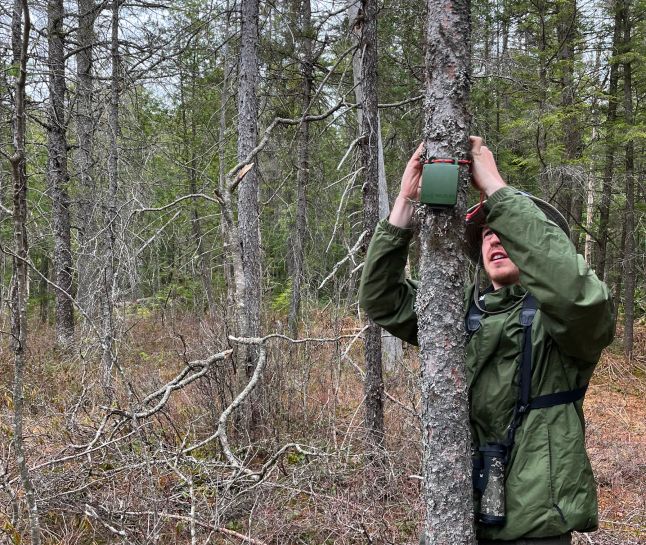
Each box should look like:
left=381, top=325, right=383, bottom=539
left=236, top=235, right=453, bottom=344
left=358, top=137, right=615, bottom=544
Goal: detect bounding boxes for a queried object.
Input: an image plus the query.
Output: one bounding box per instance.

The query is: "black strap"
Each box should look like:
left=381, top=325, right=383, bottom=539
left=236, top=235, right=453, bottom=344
left=528, top=384, right=588, bottom=410
left=466, top=301, right=485, bottom=335
left=504, top=295, right=538, bottom=452
left=465, top=285, right=493, bottom=336
left=518, top=296, right=538, bottom=412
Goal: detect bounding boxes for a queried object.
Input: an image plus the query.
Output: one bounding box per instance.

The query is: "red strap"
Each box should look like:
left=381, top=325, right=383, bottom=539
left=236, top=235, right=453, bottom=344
left=465, top=192, right=485, bottom=222
left=426, top=158, right=472, bottom=165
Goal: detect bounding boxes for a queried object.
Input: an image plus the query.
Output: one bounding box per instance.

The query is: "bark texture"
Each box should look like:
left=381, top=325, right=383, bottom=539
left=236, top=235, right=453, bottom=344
left=595, top=0, right=621, bottom=281
left=418, top=0, right=475, bottom=541
left=48, top=0, right=74, bottom=345
left=236, top=0, right=262, bottom=431
left=621, top=0, right=635, bottom=359
left=288, top=0, right=313, bottom=338
left=75, top=0, right=98, bottom=314
left=10, top=2, right=41, bottom=542
left=102, top=0, right=120, bottom=396
left=237, top=0, right=261, bottom=373
left=353, top=0, right=385, bottom=449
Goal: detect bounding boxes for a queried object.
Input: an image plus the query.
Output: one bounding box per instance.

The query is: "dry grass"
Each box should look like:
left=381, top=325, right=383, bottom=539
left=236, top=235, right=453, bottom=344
left=0, top=313, right=644, bottom=544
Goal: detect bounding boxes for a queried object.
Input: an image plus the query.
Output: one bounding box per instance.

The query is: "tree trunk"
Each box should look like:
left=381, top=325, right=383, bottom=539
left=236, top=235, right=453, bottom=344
left=419, top=0, right=475, bottom=540
left=621, top=0, right=635, bottom=360
left=350, top=2, right=402, bottom=373
left=75, top=0, right=97, bottom=315
left=9, top=2, right=41, bottom=542
left=596, top=0, right=622, bottom=281
left=288, top=0, right=313, bottom=338
left=218, top=3, right=236, bottom=328
left=556, top=0, right=584, bottom=250
left=351, top=0, right=385, bottom=450
left=102, top=0, right=120, bottom=397
left=179, top=60, right=216, bottom=318
left=48, top=0, right=74, bottom=346
left=237, top=0, right=262, bottom=431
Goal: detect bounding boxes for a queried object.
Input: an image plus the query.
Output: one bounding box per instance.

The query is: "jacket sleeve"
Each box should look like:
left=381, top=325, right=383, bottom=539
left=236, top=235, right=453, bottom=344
left=358, top=219, right=419, bottom=346
left=485, top=187, right=615, bottom=362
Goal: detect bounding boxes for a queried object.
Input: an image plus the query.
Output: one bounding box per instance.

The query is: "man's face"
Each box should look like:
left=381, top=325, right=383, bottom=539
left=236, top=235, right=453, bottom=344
left=481, top=226, right=520, bottom=289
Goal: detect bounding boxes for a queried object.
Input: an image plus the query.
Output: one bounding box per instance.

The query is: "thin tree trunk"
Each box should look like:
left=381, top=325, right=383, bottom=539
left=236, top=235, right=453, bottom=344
left=557, top=0, right=584, bottom=250
left=102, top=0, right=120, bottom=397
left=48, top=0, right=74, bottom=346
left=75, top=0, right=97, bottom=315
left=9, top=2, right=41, bottom=542
left=288, top=0, right=313, bottom=338
left=218, top=3, right=236, bottom=328
left=621, top=0, right=635, bottom=360
left=596, top=0, right=622, bottom=280
left=419, top=0, right=475, bottom=540
left=352, top=0, right=385, bottom=450
left=350, top=1, right=402, bottom=373
left=237, top=0, right=261, bottom=377
left=179, top=60, right=216, bottom=318
left=235, top=0, right=262, bottom=432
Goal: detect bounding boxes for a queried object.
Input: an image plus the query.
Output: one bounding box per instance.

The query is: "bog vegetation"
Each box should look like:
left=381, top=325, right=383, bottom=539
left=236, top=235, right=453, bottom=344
left=0, top=0, right=643, bottom=544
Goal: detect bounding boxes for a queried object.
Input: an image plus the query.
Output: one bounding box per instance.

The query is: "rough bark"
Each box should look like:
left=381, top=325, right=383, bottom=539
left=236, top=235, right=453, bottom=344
left=47, top=0, right=74, bottom=346
left=352, top=0, right=385, bottom=450
left=218, top=3, right=236, bottom=328
left=621, top=0, right=635, bottom=360
left=102, top=0, right=120, bottom=397
left=9, top=2, right=41, bottom=542
left=556, top=0, right=584, bottom=250
left=350, top=1, right=402, bottom=372
left=237, top=0, right=261, bottom=374
left=75, top=0, right=98, bottom=314
left=236, top=0, right=262, bottom=431
left=418, top=0, right=475, bottom=540
left=288, top=0, right=313, bottom=338
left=596, top=0, right=622, bottom=280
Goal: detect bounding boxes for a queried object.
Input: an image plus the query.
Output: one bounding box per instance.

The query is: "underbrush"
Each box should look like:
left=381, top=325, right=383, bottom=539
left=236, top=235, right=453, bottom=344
left=0, top=313, right=643, bottom=544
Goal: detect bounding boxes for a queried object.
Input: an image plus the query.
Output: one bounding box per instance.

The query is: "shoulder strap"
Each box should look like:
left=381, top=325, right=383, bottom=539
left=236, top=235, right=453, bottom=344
left=466, top=299, right=485, bottom=335
left=504, top=294, right=589, bottom=456
left=518, top=295, right=538, bottom=411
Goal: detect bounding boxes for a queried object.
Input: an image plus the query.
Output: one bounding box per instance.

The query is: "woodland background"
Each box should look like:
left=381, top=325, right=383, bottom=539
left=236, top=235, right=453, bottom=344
left=0, top=0, right=644, bottom=544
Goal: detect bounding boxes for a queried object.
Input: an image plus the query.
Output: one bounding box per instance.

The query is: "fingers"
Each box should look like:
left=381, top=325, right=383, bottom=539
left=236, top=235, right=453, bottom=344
left=408, top=141, right=425, bottom=164
left=470, top=135, right=483, bottom=155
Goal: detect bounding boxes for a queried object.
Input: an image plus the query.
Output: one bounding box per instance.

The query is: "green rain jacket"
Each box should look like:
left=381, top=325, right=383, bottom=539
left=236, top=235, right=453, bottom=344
left=358, top=187, right=615, bottom=540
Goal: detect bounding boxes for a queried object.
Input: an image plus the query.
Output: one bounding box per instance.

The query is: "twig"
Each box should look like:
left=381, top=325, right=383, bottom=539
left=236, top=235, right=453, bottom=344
left=319, top=230, right=368, bottom=290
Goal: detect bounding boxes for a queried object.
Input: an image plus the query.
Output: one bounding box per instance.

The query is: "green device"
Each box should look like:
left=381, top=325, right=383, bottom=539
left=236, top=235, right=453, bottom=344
left=420, top=159, right=460, bottom=207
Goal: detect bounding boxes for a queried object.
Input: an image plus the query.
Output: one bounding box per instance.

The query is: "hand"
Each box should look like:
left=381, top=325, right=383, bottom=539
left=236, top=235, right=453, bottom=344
left=399, top=141, right=425, bottom=200
left=470, top=136, right=507, bottom=197
left=389, top=142, right=424, bottom=228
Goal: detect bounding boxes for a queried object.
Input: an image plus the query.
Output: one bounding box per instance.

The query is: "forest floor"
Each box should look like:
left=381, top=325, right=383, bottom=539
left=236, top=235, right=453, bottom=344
left=0, top=311, right=644, bottom=544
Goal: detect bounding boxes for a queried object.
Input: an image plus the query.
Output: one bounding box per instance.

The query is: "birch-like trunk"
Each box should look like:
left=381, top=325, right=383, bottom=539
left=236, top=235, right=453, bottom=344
left=10, top=2, right=41, bottom=542
left=418, top=0, right=475, bottom=540
left=48, top=0, right=74, bottom=346
left=75, top=0, right=97, bottom=315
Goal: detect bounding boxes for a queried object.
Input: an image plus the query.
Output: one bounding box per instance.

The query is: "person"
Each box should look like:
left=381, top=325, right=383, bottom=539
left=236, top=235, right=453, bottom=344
left=358, top=137, right=615, bottom=544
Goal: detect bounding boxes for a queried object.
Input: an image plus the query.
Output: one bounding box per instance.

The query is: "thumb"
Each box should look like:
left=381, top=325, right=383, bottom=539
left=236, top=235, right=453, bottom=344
left=470, top=135, right=482, bottom=155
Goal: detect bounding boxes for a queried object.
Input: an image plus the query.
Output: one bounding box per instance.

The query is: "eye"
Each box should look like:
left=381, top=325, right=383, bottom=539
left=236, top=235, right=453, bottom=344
left=482, top=228, right=494, bottom=239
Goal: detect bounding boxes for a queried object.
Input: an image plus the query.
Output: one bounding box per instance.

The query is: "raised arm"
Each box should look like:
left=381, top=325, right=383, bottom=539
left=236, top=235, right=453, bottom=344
left=358, top=143, right=424, bottom=346
left=470, top=137, right=615, bottom=362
